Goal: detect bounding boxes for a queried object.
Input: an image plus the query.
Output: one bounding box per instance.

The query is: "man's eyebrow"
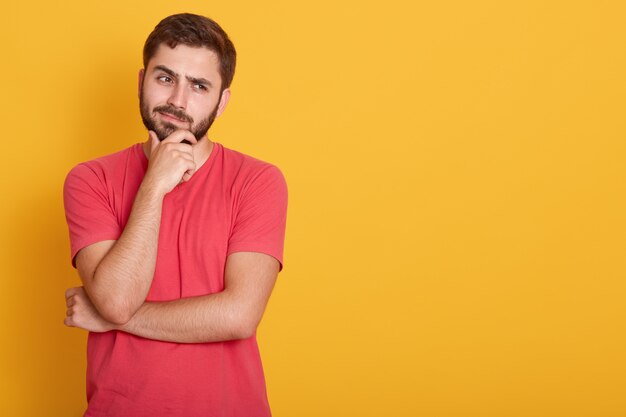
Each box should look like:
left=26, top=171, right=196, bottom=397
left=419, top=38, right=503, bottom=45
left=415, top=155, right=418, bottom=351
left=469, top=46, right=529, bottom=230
left=186, top=75, right=213, bottom=89
left=153, top=65, right=213, bottom=88
left=154, top=65, right=178, bottom=78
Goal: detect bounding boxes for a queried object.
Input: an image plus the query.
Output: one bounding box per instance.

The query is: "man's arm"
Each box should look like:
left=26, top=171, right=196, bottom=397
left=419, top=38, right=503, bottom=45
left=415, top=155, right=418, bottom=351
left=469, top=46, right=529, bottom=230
left=77, top=130, right=197, bottom=325
left=65, top=251, right=279, bottom=342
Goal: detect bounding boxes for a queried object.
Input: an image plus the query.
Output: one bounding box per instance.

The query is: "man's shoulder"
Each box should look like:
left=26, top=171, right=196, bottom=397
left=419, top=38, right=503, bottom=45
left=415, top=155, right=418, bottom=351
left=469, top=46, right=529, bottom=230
left=64, top=143, right=144, bottom=195
left=66, top=143, right=143, bottom=180
left=219, top=144, right=284, bottom=181
left=216, top=144, right=287, bottom=200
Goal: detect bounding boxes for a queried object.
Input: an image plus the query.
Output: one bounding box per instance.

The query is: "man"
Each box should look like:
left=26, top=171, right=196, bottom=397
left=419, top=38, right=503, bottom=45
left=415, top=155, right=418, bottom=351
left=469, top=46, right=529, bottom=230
left=63, top=13, right=287, bottom=417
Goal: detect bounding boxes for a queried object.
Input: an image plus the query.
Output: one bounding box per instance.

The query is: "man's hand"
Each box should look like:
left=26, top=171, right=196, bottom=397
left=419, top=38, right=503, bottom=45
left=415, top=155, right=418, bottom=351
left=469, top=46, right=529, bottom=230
left=65, top=287, right=117, bottom=333
left=143, top=130, right=198, bottom=196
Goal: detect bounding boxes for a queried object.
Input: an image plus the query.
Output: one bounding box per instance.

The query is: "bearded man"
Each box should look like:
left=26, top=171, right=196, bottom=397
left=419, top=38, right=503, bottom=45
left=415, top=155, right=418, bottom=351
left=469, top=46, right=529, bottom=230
left=63, top=13, right=287, bottom=417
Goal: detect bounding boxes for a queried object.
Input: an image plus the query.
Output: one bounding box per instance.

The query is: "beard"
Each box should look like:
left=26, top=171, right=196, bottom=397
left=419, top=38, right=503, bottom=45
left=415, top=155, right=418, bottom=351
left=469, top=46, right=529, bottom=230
left=139, top=89, right=218, bottom=142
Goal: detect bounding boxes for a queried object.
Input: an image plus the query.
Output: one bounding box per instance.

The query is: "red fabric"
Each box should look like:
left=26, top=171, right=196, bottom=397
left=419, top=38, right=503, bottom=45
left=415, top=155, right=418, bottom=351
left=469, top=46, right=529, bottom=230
left=63, top=142, right=287, bottom=417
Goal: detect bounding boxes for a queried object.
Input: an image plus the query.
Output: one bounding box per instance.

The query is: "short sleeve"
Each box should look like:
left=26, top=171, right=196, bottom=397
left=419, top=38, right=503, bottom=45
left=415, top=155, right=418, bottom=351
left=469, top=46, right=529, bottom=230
left=227, top=165, right=288, bottom=270
left=63, top=164, right=122, bottom=267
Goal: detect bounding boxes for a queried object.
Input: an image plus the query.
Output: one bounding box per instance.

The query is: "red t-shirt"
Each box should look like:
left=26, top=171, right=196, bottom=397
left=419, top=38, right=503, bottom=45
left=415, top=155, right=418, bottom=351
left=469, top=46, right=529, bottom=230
left=64, top=142, right=287, bottom=417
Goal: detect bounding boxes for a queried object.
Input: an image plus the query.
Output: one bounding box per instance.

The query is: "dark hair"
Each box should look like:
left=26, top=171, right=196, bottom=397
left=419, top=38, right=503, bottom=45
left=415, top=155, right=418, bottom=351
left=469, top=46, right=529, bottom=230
left=143, top=13, right=237, bottom=92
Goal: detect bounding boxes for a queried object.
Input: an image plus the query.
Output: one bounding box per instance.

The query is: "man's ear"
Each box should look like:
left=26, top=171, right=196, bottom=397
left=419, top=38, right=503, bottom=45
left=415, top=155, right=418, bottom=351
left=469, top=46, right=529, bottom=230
left=216, top=88, right=231, bottom=117
left=138, top=69, right=145, bottom=98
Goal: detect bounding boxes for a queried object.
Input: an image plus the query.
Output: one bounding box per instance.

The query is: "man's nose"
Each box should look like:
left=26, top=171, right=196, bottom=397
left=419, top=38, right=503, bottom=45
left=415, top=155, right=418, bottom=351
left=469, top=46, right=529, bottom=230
left=167, top=84, right=188, bottom=109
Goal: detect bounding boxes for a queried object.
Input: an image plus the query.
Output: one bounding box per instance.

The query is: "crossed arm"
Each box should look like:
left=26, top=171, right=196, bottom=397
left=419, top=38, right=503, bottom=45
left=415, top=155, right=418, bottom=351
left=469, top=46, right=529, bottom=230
left=64, top=131, right=280, bottom=343
left=65, top=246, right=279, bottom=343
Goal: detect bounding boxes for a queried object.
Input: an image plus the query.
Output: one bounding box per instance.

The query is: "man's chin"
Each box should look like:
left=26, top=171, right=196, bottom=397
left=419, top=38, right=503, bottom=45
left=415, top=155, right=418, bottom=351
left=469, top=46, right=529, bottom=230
left=145, top=119, right=210, bottom=142
left=154, top=123, right=179, bottom=141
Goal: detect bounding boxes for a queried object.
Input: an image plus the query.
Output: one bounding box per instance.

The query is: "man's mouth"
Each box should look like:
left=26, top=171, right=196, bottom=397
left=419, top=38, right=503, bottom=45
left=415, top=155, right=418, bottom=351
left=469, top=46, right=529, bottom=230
left=159, top=112, right=189, bottom=123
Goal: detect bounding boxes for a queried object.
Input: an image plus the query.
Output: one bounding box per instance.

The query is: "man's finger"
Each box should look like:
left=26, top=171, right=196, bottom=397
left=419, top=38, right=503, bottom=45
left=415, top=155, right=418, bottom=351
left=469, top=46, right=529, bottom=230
left=149, top=131, right=160, bottom=153
left=65, top=287, right=79, bottom=298
left=161, top=129, right=197, bottom=145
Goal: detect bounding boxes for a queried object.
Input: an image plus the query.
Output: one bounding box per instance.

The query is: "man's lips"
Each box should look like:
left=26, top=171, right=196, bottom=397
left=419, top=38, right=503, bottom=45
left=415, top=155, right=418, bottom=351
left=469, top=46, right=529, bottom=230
left=159, top=111, right=189, bottom=123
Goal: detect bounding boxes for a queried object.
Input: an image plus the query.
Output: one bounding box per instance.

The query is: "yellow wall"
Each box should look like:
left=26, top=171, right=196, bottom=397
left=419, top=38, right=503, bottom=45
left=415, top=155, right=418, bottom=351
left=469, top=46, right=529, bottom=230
left=2, top=1, right=625, bottom=416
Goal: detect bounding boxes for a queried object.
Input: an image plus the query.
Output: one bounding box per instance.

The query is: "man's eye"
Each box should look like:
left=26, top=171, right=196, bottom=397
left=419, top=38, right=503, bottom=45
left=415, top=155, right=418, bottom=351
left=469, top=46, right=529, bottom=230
left=194, top=84, right=207, bottom=91
left=158, top=76, right=172, bottom=83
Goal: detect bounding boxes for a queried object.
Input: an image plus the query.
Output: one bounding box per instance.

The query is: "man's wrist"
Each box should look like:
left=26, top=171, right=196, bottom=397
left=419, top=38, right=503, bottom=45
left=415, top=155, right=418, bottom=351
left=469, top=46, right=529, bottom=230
left=137, top=180, right=167, bottom=202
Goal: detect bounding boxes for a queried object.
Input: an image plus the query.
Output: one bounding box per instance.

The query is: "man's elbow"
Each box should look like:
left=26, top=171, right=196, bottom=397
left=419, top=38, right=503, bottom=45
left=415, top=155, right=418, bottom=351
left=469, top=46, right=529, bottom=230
left=230, top=314, right=261, bottom=340
left=94, top=298, right=135, bottom=326
left=86, top=283, right=142, bottom=325
left=103, top=309, right=133, bottom=326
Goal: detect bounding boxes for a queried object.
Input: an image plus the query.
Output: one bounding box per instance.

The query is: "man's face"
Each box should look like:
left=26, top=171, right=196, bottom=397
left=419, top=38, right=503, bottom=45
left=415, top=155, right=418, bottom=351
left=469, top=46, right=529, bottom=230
left=139, top=44, right=228, bottom=141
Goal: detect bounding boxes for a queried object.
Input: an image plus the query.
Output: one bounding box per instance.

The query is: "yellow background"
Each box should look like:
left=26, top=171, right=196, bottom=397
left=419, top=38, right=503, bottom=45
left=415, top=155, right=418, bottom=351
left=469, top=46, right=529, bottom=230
left=2, top=1, right=625, bottom=416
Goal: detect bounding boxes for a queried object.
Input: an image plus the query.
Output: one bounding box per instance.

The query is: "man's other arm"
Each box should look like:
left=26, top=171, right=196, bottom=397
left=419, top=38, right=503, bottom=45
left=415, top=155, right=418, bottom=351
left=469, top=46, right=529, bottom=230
left=66, top=251, right=279, bottom=342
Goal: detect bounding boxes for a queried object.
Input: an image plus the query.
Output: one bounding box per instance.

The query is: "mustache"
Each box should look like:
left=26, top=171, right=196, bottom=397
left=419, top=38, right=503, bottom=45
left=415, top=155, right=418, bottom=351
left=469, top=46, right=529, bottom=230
left=153, top=105, right=193, bottom=123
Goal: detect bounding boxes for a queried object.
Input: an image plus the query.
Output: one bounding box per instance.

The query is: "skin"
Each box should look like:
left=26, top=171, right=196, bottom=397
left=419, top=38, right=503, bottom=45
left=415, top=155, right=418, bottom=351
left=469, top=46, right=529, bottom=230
left=64, top=44, right=280, bottom=342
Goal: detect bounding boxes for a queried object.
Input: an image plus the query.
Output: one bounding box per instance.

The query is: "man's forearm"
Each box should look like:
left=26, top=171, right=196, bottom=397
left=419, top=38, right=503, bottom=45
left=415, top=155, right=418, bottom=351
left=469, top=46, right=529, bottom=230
left=85, top=184, right=164, bottom=324
left=118, top=291, right=256, bottom=343
left=66, top=252, right=279, bottom=342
